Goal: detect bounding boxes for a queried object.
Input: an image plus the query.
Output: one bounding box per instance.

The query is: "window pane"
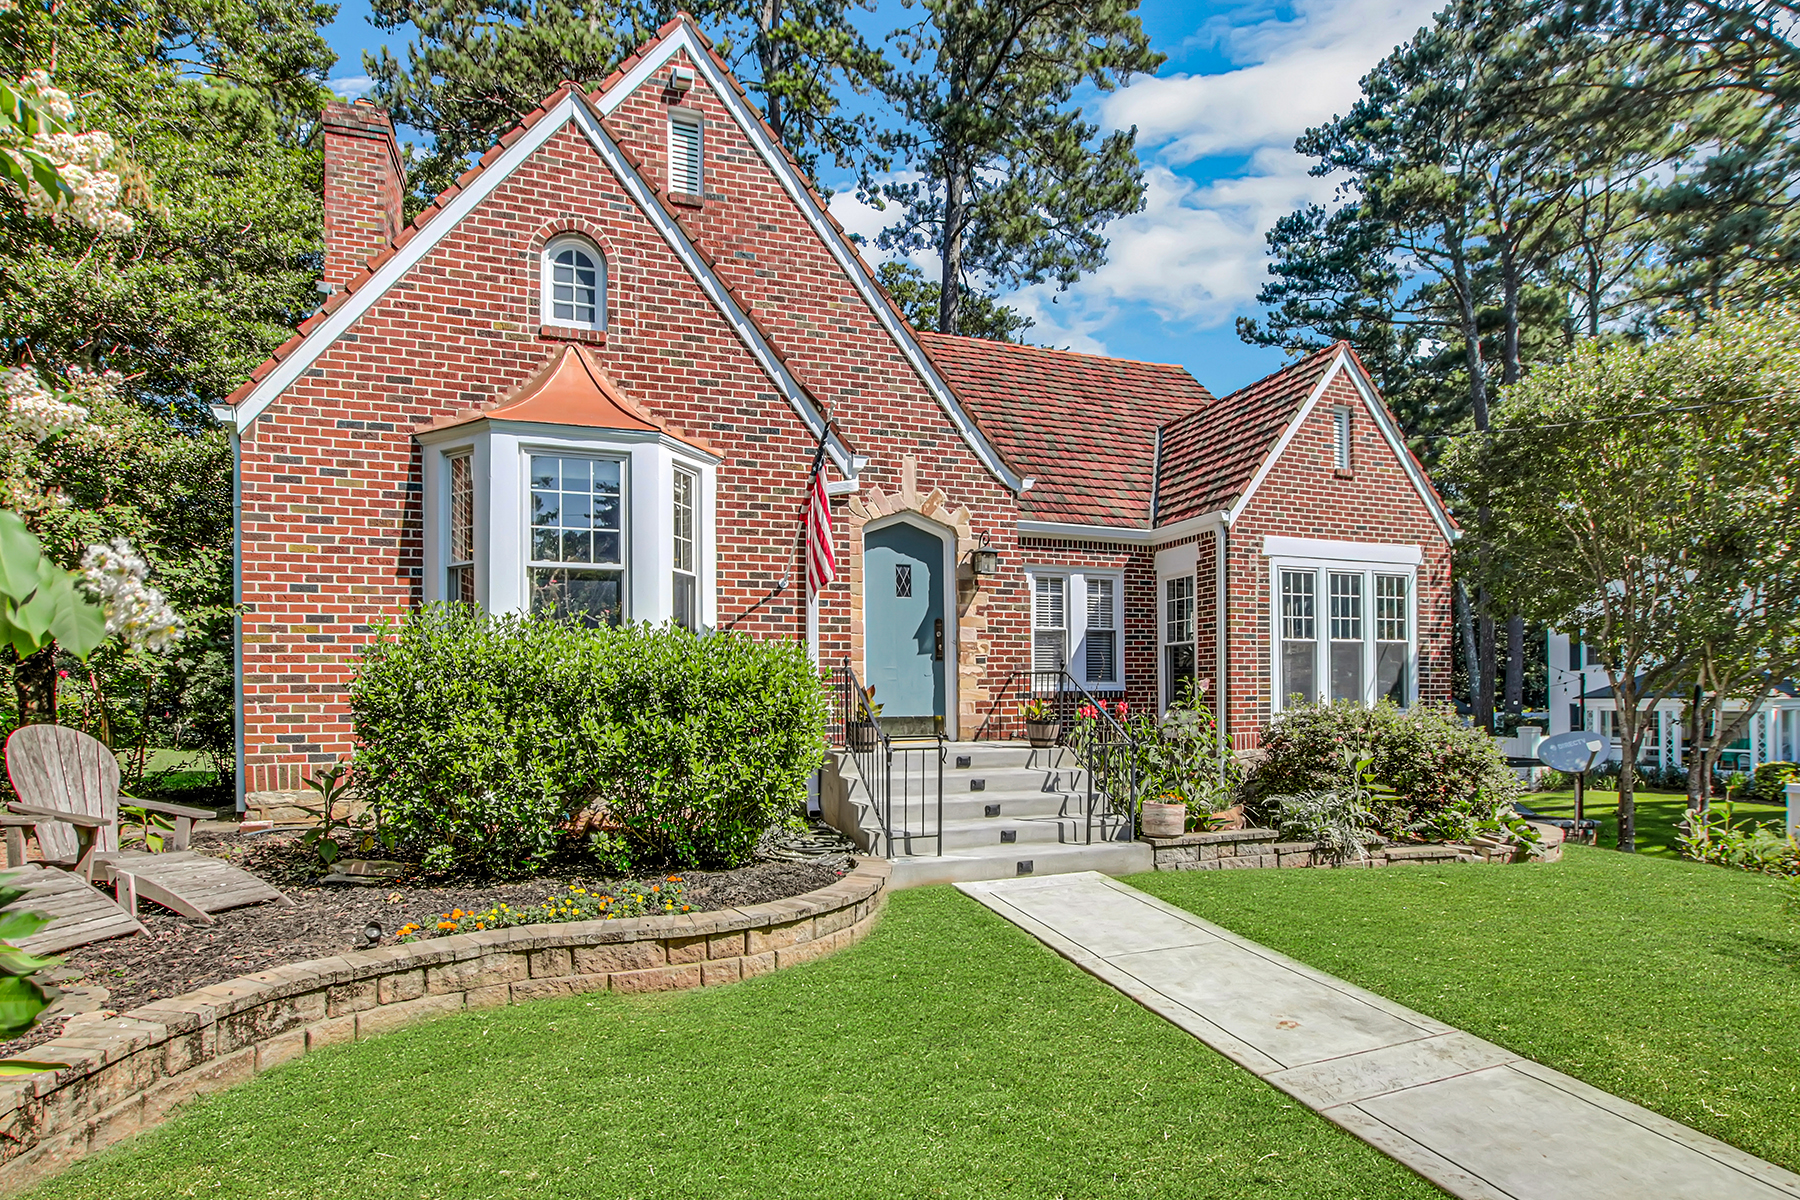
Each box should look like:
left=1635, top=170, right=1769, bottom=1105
left=1033, top=629, right=1065, bottom=673
left=673, top=470, right=695, bottom=573
left=1376, top=642, right=1408, bottom=704
left=1033, top=576, right=1064, bottom=629
left=1282, top=639, right=1316, bottom=706
left=1375, top=574, right=1407, bottom=641
left=530, top=567, right=622, bottom=627
left=1334, top=406, right=1352, bottom=470
left=1165, top=575, right=1194, bottom=645
left=530, top=456, right=558, bottom=489
left=1330, top=641, right=1364, bottom=703
left=551, top=247, right=597, bottom=325
left=1280, top=570, right=1314, bottom=640
left=447, top=563, right=474, bottom=605
left=673, top=573, right=696, bottom=632
left=1165, top=643, right=1196, bottom=705
left=1087, top=578, right=1115, bottom=628
left=530, top=456, right=624, bottom=568
left=1085, top=629, right=1117, bottom=683
left=449, top=455, right=474, bottom=564
left=1329, top=572, right=1362, bottom=640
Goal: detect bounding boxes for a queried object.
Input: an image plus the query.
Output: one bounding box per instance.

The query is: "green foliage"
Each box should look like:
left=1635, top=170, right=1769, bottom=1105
left=118, top=803, right=174, bottom=852
left=1752, top=761, right=1800, bottom=804
left=1270, top=750, right=1382, bottom=865
left=875, top=260, right=1032, bottom=342
left=295, top=759, right=372, bottom=868
left=350, top=605, right=828, bottom=876
left=865, top=0, right=1160, bottom=336
left=0, top=872, right=57, bottom=1037
left=0, top=511, right=105, bottom=660
left=1069, top=690, right=1240, bottom=826
left=1245, top=700, right=1520, bottom=835
left=396, top=877, right=693, bottom=940
left=1677, top=803, right=1800, bottom=876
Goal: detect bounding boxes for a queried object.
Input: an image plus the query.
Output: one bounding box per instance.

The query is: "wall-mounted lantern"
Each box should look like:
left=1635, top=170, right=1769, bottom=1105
left=969, top=532, right=999, bottom=576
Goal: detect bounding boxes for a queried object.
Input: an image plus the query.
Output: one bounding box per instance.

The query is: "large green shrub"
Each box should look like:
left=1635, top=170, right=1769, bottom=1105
left=1751, top=761, right=1799, bottom=804
left=349, top=606, right=828, bottom=876
left=1243, top=701, right=1520, bottom=834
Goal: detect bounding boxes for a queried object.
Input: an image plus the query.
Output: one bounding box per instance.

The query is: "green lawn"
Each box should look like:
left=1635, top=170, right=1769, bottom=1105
left=1134, top=847, right=1800, bottom=1171
left=1523, top=786, right=1787, bottom=856
left=29, top=888, right=1438, bottom=1200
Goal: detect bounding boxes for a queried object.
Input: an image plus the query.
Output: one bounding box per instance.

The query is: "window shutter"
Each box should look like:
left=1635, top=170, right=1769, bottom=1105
left=671, top=116, right=702, bottom=194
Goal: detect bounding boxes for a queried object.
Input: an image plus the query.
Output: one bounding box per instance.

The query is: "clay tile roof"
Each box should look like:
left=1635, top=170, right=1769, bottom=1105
left=916, top=331, right=1213, bottom=527
left=1155, top=342, right=1343, bottom=525
left=413, top=343, right=713, bottom=453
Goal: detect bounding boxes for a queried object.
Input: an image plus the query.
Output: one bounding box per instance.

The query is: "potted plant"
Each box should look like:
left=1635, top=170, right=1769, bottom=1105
left=848, top=688, right=882, bottom=752
left=1140, top=791, right=1188, bottom=838
left=1020, top=696, right=1060, bottom=747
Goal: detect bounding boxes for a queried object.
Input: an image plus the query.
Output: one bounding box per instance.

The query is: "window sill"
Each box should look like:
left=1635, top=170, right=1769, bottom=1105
left=540, top=325, right=607, bottom=345
left=667, top=191, right=705, bottom=209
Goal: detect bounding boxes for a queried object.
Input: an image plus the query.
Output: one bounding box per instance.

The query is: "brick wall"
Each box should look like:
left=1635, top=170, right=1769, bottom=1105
left=1223, top=370, right=1455, bottom=739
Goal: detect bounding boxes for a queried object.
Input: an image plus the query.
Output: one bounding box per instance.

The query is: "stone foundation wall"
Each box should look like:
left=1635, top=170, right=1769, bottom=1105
left=1143, top=827, right=1562, bottom=871
left=0, top=859, right=890, bottom=1194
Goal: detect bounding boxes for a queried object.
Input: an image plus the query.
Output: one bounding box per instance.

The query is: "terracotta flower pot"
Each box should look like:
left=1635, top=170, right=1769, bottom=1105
left=1140, top=801, right=1187, bottom=838
left=1025, top=718, right=1061, bottom=748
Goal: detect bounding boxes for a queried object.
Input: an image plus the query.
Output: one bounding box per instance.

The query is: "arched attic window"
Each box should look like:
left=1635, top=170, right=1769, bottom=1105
left=543, top=236, right=606, bottom=330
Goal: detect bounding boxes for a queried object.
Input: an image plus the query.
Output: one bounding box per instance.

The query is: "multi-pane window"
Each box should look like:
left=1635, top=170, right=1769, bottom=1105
left=529, top=455, right=624, bottom=627
left=1328, top=572, right=1364, bottom=702
left=1375, top=574, right=1409, bottom=704
left=1333, top=406, right=1352, bottom=471
left=1032, top=575, right=1066, bottom=674
left=1280, top=569, right=1317, bottom=705
left=670, top=114, right=702, bottom=195
left=447, top=454, right=475, bottom=604
left=672, top=468, right=697, bottom=631
left=1164, top=575, right=1195, bottom=706
left=1084, top=578, right=1117, bottom=684
left=545, top=238, right=604, bottom=328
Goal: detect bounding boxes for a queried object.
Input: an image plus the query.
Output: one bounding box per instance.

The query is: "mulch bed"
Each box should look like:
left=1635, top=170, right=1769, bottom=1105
left=2, top=825, right=855, bottom=1061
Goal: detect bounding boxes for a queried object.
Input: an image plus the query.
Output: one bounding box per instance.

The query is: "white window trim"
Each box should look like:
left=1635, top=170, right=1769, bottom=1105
left=672, top=464, right=700, bottom=631
left=1333, top=405, right=1352, bottom=471
left=541, top=234, right=607, bottom=330
left=1024, top=566, right=1126, bottom=692
left=1266, top=555, right=1418, bottom=713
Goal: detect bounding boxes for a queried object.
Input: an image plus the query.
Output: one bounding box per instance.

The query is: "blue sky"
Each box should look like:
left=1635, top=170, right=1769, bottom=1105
left=319, top=0, right=1441, bottom=394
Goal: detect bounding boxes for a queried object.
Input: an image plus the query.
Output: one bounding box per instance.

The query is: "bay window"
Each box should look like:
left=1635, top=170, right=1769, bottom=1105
left=529, top=454, right=624, bottom=627
left=672, top=467, right=698, bottom=631
left=447, top=453, right=475, bottom=604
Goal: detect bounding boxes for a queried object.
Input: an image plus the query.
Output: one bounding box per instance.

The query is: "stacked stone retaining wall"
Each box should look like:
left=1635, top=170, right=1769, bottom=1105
left=0, top=858, right=890, bottom=1194
left=1143, top=827, right=1562, bottom=871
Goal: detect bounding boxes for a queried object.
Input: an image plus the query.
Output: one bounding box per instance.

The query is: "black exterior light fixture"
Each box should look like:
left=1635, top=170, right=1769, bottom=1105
left=969, top=532, right=999, bottom=576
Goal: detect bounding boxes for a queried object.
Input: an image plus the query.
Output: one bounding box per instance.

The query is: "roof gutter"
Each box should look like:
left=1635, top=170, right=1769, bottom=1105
left=1017, top=509, right=1228, bottom=546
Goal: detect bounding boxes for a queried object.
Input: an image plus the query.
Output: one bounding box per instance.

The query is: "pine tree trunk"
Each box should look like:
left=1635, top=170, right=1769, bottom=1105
left=14, top=645, right=56, bottom=726
left=939, top=158, right=967, bottom=336
left=757, top=0, right=784, bottom=145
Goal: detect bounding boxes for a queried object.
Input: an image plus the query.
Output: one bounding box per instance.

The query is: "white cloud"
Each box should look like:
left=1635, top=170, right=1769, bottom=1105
left=329, top=76, right=375, bottom=100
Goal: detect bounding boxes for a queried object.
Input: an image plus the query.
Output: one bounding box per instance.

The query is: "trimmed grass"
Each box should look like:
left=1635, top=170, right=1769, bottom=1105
left=1134, top=847, right=1800, bottom=1171
left=27, top=888, right=1439, bottom=1200
left=1524, top=786, right=1786, bottom=856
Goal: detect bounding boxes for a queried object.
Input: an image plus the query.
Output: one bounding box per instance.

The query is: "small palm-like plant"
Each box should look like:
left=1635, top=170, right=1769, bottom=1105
left=1270, top=748, right=1382, bottom=865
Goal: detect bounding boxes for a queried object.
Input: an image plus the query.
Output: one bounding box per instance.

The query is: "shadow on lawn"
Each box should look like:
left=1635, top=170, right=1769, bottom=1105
left=1720, top=931, right=1800, bottom=974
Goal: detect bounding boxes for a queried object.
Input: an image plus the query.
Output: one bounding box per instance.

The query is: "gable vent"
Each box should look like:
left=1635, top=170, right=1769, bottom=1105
left=670, top=114, right=702, bottom=196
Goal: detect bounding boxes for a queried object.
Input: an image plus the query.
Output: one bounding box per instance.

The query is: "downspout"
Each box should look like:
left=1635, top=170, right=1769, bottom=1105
left=215, top=407, right=245, bottom=814
left=1216, top=517, right=1229, bottom=776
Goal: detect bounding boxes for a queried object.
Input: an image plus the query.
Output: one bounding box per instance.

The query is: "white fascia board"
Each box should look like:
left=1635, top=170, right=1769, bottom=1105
left=1017, top=510, right=1224, bottom=546
left=598, top=23, right=1026, bottom=494
left=1227, top=348, right=1455, bottom=543
left=1261, top=535, right=1422, bottom=565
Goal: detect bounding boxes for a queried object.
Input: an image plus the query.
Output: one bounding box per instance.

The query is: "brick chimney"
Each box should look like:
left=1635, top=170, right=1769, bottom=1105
left=321, top=98, right=405, bottom=291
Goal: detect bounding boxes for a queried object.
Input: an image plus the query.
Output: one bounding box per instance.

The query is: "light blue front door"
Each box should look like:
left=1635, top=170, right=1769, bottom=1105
left=864, top=522, right=945, bottom=736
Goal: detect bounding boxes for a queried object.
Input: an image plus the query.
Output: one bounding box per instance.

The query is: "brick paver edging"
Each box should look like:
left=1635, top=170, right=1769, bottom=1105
left=0, top=857, right=891, bottom=1193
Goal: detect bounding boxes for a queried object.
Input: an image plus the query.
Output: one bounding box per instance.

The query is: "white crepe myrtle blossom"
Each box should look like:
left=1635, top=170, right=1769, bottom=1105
left=2, top=71, right=133, bottom=235
left=2, top=368, right=88, bottom=441
left=80, top=539, right=186, bottom=653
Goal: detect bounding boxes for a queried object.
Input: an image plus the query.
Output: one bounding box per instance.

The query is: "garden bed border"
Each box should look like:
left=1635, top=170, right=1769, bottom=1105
left=0, top=857, right=890, bottom=1194
left=1141, top=827, right=1562, bottom=870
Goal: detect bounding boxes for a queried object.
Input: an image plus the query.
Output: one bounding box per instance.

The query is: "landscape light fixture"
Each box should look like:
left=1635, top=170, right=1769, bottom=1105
left=362, top=921, right=383, bottom=948
left=669, top=66, right=695, bottom=92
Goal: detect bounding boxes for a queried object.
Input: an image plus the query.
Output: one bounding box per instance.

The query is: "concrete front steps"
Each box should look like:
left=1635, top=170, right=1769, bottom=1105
left=831, top=741, right=1152, bottom=888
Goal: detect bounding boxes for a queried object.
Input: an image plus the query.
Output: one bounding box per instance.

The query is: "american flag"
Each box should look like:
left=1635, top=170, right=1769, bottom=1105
left=806, top=436, right=837, bottom=595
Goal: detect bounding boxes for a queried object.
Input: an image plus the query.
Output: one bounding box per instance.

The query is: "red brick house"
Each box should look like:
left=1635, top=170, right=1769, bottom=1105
left=213, top=16, right=1456, bottom=822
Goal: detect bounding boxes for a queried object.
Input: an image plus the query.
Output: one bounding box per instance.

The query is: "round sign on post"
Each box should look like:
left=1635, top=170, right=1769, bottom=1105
left=1536, top=732, right=1609, bottom=774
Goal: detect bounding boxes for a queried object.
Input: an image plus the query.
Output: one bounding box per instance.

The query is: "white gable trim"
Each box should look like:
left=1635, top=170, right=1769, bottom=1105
left=227, top=91, right=857, bottom=476
left=1225, top=348, right=1455, bottom=543
left=595, top=23, right=1024, bottom=492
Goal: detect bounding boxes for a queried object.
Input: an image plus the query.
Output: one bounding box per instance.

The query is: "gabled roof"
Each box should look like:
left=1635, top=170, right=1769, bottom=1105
left=1155, top=343, right=1340, bottom=525
left=413, top=344, right=712, bottom=452
left=916, top=332, right=1212, bottom=527
left=219, top=16, right=1024, bottom=490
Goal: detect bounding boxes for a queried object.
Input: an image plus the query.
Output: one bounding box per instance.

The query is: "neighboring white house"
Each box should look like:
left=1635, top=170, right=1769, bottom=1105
left=1545, top=630, right=1800, bottom=772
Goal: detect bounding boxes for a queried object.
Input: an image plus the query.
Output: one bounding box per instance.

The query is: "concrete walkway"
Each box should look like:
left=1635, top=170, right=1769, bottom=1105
left=958, top=872, right=1800, bottom=1200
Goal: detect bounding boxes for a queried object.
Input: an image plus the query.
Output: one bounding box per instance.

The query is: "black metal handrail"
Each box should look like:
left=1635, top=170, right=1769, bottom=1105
left=829, top=660, right=944, bottom=856
left=1029, top=668, right=1140, bottom=841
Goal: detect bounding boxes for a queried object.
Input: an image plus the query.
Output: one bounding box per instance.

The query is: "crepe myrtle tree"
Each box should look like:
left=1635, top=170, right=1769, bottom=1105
left=1441, top=309, right=1800, bottom=852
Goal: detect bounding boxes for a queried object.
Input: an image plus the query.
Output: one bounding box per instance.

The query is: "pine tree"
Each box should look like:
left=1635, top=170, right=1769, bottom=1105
left=875, top=261, right=1031, bottom=342
left=865, top=0, right=1161, bottom=336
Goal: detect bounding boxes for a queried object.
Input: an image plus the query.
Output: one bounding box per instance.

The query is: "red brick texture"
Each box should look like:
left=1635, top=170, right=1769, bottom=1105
left=321, top=101, right=405, bottom=290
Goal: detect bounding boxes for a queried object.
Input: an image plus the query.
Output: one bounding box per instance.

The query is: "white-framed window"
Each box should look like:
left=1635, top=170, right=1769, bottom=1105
left=1027, top=569, right=1126, bottom=689
left=1272, top=558, right=1417, bottom=711
left=528, top=453, right=625, bottom=627
left=1333, top=405, right=1352, bottom=471
left=1032, top=575, right=1065, bottom=673
left=1084, top=577, right=1118, bottom=685
left=1164, top=574, right=1195, bottom=706
left=669, top=111, right=703, bottom=195
left=542, top=236, right=605, bottom=329
left=672, top=466, right=698, bottom=631
left=447, top=452, right=475, bottom=603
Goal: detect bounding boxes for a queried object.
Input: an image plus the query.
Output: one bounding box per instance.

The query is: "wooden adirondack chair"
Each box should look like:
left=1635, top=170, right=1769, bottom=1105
left=5, top=724, right=292, bottom=924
